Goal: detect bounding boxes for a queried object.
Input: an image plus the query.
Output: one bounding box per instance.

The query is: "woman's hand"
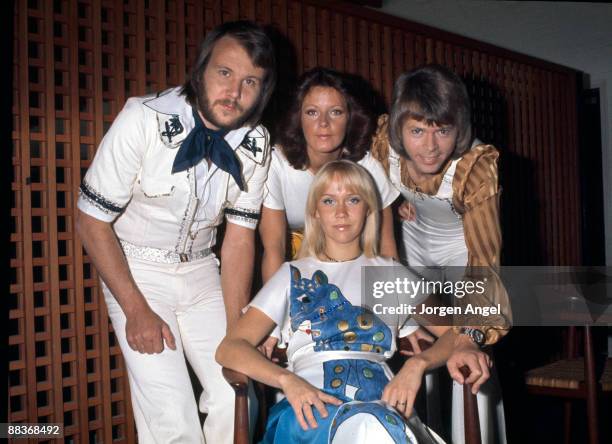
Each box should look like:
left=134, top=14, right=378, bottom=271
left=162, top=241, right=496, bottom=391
left=257, top=335, right=279, bottom=361
left=398, top=200, right=416, bottom=221
left=279, top=373, right=343, bottom=431
left=382, top=356, right=427, bottom=418
left=446, top=335, right=492, bottom=394
left=399, top=327, right=435, bottom=356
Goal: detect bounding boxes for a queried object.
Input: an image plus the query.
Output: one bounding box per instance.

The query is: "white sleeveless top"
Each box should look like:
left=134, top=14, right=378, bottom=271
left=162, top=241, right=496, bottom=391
left=388, top=148, right=468, bottom=267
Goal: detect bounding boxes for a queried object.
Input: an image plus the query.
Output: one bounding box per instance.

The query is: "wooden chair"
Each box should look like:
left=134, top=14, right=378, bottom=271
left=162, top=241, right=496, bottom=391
left=525, top=326, right=612, bottom=444
left=223, top=337, right=482, bottom=444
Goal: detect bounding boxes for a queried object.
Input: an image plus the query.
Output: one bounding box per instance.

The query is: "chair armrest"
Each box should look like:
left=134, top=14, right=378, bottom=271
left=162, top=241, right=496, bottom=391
left=460, top=366, right=481, bottom=444
left=222, top=368, right=250, bottom=444
left=222, top=367, right=250, bottom=395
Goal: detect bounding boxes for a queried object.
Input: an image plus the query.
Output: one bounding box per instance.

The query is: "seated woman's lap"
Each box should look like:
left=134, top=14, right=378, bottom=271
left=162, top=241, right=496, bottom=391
left=262, top=397, right=415, bottom=444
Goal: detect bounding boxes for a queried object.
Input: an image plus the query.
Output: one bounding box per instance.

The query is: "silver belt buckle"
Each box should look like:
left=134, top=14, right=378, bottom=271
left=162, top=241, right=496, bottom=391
left=179, top=253, right=189, bottom=262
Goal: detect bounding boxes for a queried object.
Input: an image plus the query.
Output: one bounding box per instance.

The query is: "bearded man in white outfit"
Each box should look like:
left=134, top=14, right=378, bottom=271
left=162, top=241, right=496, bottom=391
left=76, top=21, right=276, bottom=444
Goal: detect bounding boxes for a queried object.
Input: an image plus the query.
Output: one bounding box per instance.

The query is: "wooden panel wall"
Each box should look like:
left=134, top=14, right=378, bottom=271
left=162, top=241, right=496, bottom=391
left=10, top=0, right=580, bottom=442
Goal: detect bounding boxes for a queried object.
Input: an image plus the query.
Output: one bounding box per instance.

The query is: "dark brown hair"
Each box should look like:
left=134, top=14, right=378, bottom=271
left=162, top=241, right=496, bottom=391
left=277, top=68, right=375, bottom=170
left=181, top=20, right=276, bottom=126
left=388, top=64, right=472, bottom=159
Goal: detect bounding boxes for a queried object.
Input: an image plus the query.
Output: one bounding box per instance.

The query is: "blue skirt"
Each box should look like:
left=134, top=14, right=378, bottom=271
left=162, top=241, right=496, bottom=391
left=261, top=397, right=416, bottom=444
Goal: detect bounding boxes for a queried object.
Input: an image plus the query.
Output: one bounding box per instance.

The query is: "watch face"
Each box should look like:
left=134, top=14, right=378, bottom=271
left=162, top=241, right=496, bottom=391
left=472, top=329, right=485, bottom=345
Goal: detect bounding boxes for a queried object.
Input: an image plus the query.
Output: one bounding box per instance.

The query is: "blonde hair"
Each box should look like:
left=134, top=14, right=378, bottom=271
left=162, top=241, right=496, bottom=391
left=298, top=160, right=380, bottom=259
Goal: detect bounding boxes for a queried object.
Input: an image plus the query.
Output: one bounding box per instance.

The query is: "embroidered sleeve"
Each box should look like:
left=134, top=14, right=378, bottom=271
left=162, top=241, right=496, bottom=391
left=225, top=125, right=271, bottom=230
left=79, top=180, right=124, bottom=218
left=225, top=207, right=261, bottom=223
left=77, top=97, right=149, bottom=222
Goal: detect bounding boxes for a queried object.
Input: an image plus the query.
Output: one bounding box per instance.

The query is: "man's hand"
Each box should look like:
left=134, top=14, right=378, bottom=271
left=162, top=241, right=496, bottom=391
left=75, top=211, right=175, bottom=354
left=257, top=335, right=279, bottom=361
left=446, top=335, right=491, bottom=394
left=399, top=327, right=435, bottom=356
left=398, top=200, right=416, bottom=221
left=125, top=307, right=176, bottom=354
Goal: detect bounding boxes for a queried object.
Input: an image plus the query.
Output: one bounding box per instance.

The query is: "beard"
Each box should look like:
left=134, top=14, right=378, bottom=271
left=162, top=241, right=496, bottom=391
left=197, top=85, right=256, bottom=131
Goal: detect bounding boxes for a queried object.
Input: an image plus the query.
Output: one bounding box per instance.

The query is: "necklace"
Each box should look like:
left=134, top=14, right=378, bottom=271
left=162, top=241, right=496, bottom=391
left=322, top=251, right=362, bottom=262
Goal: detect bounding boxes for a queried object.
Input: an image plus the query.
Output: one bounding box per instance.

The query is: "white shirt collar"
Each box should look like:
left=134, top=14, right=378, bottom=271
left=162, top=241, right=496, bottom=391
left=143, top=86, right=252, bottom=149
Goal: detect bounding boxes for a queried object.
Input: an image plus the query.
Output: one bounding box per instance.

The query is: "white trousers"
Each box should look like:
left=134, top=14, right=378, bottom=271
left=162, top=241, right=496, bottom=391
left=102, top=255, right=235, bottom=444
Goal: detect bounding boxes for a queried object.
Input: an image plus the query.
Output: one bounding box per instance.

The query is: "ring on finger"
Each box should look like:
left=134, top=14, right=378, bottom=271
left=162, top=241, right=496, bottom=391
left=397, top=401, right=407, bottom=406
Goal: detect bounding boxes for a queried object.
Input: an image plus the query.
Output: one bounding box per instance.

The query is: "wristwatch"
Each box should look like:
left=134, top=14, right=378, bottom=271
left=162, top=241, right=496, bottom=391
left=459, top=327, right=486, bottom=348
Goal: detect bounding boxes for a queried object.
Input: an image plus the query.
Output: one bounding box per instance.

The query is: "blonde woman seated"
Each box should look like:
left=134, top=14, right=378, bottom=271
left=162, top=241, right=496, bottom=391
left=216, top=160, right=490, bottom=444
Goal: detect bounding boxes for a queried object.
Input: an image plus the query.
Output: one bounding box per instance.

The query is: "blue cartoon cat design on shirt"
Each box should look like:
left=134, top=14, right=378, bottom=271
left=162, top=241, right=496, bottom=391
left=289, top=265, right=392, bottom=354
left=289, top=265, right=394, bottom=400
left=268, top=266, right=413, bottom=443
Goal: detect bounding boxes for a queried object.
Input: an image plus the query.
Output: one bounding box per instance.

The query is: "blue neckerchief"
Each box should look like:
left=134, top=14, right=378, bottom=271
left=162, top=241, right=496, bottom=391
left=171, top=108, right=244, bottom=190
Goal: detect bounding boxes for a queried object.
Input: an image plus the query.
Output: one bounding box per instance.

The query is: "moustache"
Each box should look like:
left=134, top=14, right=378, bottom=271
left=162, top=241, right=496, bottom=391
left=215, top=99, right=243, bottom=112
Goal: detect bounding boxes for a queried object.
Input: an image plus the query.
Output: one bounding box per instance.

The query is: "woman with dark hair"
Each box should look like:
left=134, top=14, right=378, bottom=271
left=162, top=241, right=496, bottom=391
left=259, top=68, right=398, bottom=281
left=217, top=160, right=490, bottom=444
left=372, top=64, right=511, bottom=444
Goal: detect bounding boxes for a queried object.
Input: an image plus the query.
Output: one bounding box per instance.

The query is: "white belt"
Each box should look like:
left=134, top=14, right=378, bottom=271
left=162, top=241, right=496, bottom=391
left=120, top=239, right=212, bottom=264
left=291, top=350, right=389, bottom=375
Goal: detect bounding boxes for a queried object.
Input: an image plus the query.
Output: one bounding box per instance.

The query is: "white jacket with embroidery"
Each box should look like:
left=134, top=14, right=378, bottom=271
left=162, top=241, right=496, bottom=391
left=77, top=86, right=271, bottom=254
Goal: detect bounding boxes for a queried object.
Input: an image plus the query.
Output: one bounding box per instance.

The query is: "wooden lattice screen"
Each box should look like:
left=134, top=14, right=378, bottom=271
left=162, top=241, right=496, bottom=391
left=10, top=0, right=580, bottom=442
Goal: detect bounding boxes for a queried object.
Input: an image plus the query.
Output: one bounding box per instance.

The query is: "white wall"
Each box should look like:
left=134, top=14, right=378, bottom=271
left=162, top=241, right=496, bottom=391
left=377, top=0, right=612, bottom=264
